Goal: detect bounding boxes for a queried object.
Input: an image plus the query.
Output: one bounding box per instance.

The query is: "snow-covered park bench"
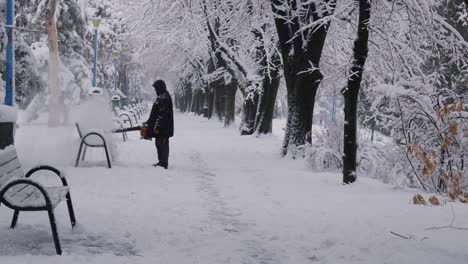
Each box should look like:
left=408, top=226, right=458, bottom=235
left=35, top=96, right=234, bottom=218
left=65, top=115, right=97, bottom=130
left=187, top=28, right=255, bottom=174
left=0, top=146, right=76, bottom=255
left=124, top=105, right=140, bottom=123
left=113, top=118, right=128, bottom=142
left=75, top=123, right=112, bottom=168
left=116, top=107, right=135, bottom=128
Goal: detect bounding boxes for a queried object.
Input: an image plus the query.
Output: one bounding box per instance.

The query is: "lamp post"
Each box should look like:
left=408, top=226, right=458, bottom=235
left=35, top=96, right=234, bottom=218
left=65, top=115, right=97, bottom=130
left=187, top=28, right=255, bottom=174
left=91, top=18, right=101, bottom=87
left=1, top=0, right=15, bottom=148
left=4, top=0, right=15, bottom=106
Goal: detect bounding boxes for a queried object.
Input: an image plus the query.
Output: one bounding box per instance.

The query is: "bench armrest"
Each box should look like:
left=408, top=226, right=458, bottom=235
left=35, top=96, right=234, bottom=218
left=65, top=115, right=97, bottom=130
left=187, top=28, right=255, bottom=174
left=119, top=113, right=133, bottom=127
left=25, top=165, right=69, bottom=187
left=0, top=179, right=52, bottom=209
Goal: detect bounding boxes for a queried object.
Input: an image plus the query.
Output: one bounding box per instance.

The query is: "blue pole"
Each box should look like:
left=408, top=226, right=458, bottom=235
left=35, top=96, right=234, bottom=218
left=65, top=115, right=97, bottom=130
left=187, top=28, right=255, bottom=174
left=5, top=0, right=14, bottom=106
left=92, top=28, right=98, bottom=87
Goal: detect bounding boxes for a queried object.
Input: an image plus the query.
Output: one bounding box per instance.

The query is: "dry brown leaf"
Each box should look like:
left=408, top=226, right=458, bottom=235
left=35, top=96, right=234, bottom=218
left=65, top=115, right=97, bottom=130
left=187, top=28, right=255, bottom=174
left=449, top=191, right=456, bottom=201
left=448, top=122, right=458, bottom=137
left=413, top=194, right=426, bottom=205
left=429, top=196, right=440, bottom=206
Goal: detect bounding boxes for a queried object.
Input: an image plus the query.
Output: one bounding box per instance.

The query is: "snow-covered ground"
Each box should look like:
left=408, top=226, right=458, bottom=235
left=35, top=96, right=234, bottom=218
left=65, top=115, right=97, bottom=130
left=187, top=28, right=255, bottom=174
left=1, top=111, right=468, bottom=264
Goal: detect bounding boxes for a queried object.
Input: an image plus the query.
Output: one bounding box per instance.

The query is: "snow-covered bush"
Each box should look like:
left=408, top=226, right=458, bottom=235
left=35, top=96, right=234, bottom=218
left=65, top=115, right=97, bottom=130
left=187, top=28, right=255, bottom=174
left=306, top=124, right=343, bottom=170
left=306, top=120, right=408, bottom=186
left=397, top=90, right=468, bottom=198
left=357, top=138, right=408, bottom=186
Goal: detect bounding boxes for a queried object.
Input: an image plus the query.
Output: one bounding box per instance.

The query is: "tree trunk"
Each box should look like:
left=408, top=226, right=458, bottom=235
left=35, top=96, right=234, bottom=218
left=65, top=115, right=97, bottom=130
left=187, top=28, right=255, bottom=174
left=190, top=91, right=196, bottom=113
left=224, top=81, right=237, bottom=127
left=240, top=88, right=259, bottom=135
left=47, top=0, right=61, bottom=127
left=282, top=70, right=321, bottom=156
left=204, top=87, right=214, bottom=118
left=254, top=73, right=281, bottom=134
left=342, top=0, right=371, bottom=184
left=197, top=90, right=205, bottom=115
left=271, top=0, right=337, bottom=156
left=213, top=80, right=226, bottom=121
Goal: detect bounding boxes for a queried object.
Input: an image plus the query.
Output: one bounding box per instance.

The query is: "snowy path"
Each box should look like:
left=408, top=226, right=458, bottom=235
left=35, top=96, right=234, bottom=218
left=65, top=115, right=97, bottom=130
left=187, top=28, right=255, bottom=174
left=1, top=111, right=468, bottom=264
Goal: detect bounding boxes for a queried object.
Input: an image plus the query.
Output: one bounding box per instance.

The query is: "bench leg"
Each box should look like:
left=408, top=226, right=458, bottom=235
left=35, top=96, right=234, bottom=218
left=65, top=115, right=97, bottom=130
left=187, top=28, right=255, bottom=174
left=66, top=193, right=77, bottom=228
left=81, top=145, right=88, bottom=161
left=48, top=209, right=62, bottom=255
left=10, top=210, right=19, bottom=229
left=75, top=141, right=85, bottom=167
left=103, top=145, right=112, bottom=169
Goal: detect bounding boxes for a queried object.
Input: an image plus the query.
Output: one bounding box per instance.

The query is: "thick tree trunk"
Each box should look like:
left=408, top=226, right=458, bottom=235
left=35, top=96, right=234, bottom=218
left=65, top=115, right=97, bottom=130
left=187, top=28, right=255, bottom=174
left=205, top=88, right=214, bottom=119
left=197, top=90, right=205, bottom=115
left=224, top=82, right=237, bottom=127
left=249, top=28, right=281, bottom=135
left=282, top=70, right=321, bottom=156
left=213, top=80, right=226, bottom=121
left=184, top=85, right=193, bottom=113
left=190, top=90, right=198, bottom=113
left=240, top=89, right=259, bottom=135
left=47, top=0, right=61, bottom=127
left=342, top=0, right=371, bottom=184
left=271, top=0, right=337, bottom=156
left=254, top=74, right=281, bottom=134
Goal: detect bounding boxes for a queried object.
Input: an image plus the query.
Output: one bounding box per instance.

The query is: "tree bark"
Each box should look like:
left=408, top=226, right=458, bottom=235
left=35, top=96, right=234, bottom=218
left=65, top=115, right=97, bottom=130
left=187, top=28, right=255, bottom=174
left=47, top=0, right=61, bottom=127
left=240, top=88, right=259, bottom=135
left=247, top=28, right=282, bottom=135
left=255, top=72, right=281, bottom=134
left=212, top=79, right=226, bottom=121
left=224, top=80, right=237, bottom=127
left=342, top=0, right=371, bottom=184
left=271, top=0, right=337, bottom=156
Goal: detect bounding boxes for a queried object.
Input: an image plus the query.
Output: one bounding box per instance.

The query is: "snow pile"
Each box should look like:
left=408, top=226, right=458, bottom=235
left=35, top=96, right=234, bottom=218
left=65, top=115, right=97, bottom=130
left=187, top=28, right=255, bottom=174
left=70, top=95, right=118, bottom=158
left=0, top=105, right=18, bottom=123
left=71, top=96, right=114, bottom=133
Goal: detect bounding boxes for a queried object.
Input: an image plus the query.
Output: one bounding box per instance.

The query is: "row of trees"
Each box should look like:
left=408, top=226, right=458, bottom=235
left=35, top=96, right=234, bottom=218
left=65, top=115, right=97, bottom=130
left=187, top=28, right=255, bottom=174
left=126, top=0, right=467, bottom=189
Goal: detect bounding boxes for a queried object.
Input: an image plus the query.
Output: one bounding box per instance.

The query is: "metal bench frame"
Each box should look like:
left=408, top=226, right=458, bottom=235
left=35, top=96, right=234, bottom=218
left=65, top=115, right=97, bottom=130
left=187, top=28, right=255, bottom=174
left=0, top=156, right=76, bottom=255
left=119, top=113, right=133, bottom=128
left=75, top=123, right=112, bottom=168
left=113, top=119, right=128, bottom=142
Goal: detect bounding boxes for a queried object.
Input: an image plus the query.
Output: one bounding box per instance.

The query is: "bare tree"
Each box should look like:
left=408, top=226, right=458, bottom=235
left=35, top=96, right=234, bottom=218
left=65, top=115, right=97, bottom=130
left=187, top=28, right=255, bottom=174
left=47, top=0, right=61, bottom=126
left=341, top=0, right=371, bottom=184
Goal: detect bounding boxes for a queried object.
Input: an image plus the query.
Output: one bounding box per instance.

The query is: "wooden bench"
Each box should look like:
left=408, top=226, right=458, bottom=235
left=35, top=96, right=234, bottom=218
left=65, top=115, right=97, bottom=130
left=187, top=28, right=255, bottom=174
left=0, top=146, right=76, bottom=255
left=75, top=123, right=112, bottom=168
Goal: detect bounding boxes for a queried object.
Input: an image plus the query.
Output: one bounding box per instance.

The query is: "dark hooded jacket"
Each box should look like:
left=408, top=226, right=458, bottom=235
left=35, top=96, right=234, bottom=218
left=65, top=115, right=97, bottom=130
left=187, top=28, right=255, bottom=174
left=146, top=81, right=174, bottom=138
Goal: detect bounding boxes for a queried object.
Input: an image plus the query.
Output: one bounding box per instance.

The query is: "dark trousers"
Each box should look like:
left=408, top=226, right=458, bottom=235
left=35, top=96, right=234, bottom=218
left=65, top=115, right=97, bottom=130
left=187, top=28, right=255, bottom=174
left=155, top=137, right=169, bottom=165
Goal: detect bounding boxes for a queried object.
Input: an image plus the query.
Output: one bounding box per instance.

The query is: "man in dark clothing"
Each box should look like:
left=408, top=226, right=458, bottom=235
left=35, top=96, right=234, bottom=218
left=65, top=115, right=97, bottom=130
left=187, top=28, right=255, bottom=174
left=145, top=80, right=174, bottom=169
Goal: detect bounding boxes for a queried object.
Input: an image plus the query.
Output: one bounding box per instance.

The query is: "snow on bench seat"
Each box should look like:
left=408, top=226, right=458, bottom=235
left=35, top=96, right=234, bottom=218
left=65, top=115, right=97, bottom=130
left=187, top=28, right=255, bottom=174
left=0, top=146, right=69, bottom=208
left=0, top=145, right=77, bottom=255
left=3, top=185, right=70, bottom=209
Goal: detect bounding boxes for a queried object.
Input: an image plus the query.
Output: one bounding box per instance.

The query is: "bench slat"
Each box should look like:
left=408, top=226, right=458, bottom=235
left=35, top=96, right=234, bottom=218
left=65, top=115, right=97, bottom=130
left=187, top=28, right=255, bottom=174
left=0, top=162, right=24, bottom=188
left=0, top=146, right=24, bottom=188
left=0, top=147, right=17, bottom=165
left=3, top=185, right=69, bottom=208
